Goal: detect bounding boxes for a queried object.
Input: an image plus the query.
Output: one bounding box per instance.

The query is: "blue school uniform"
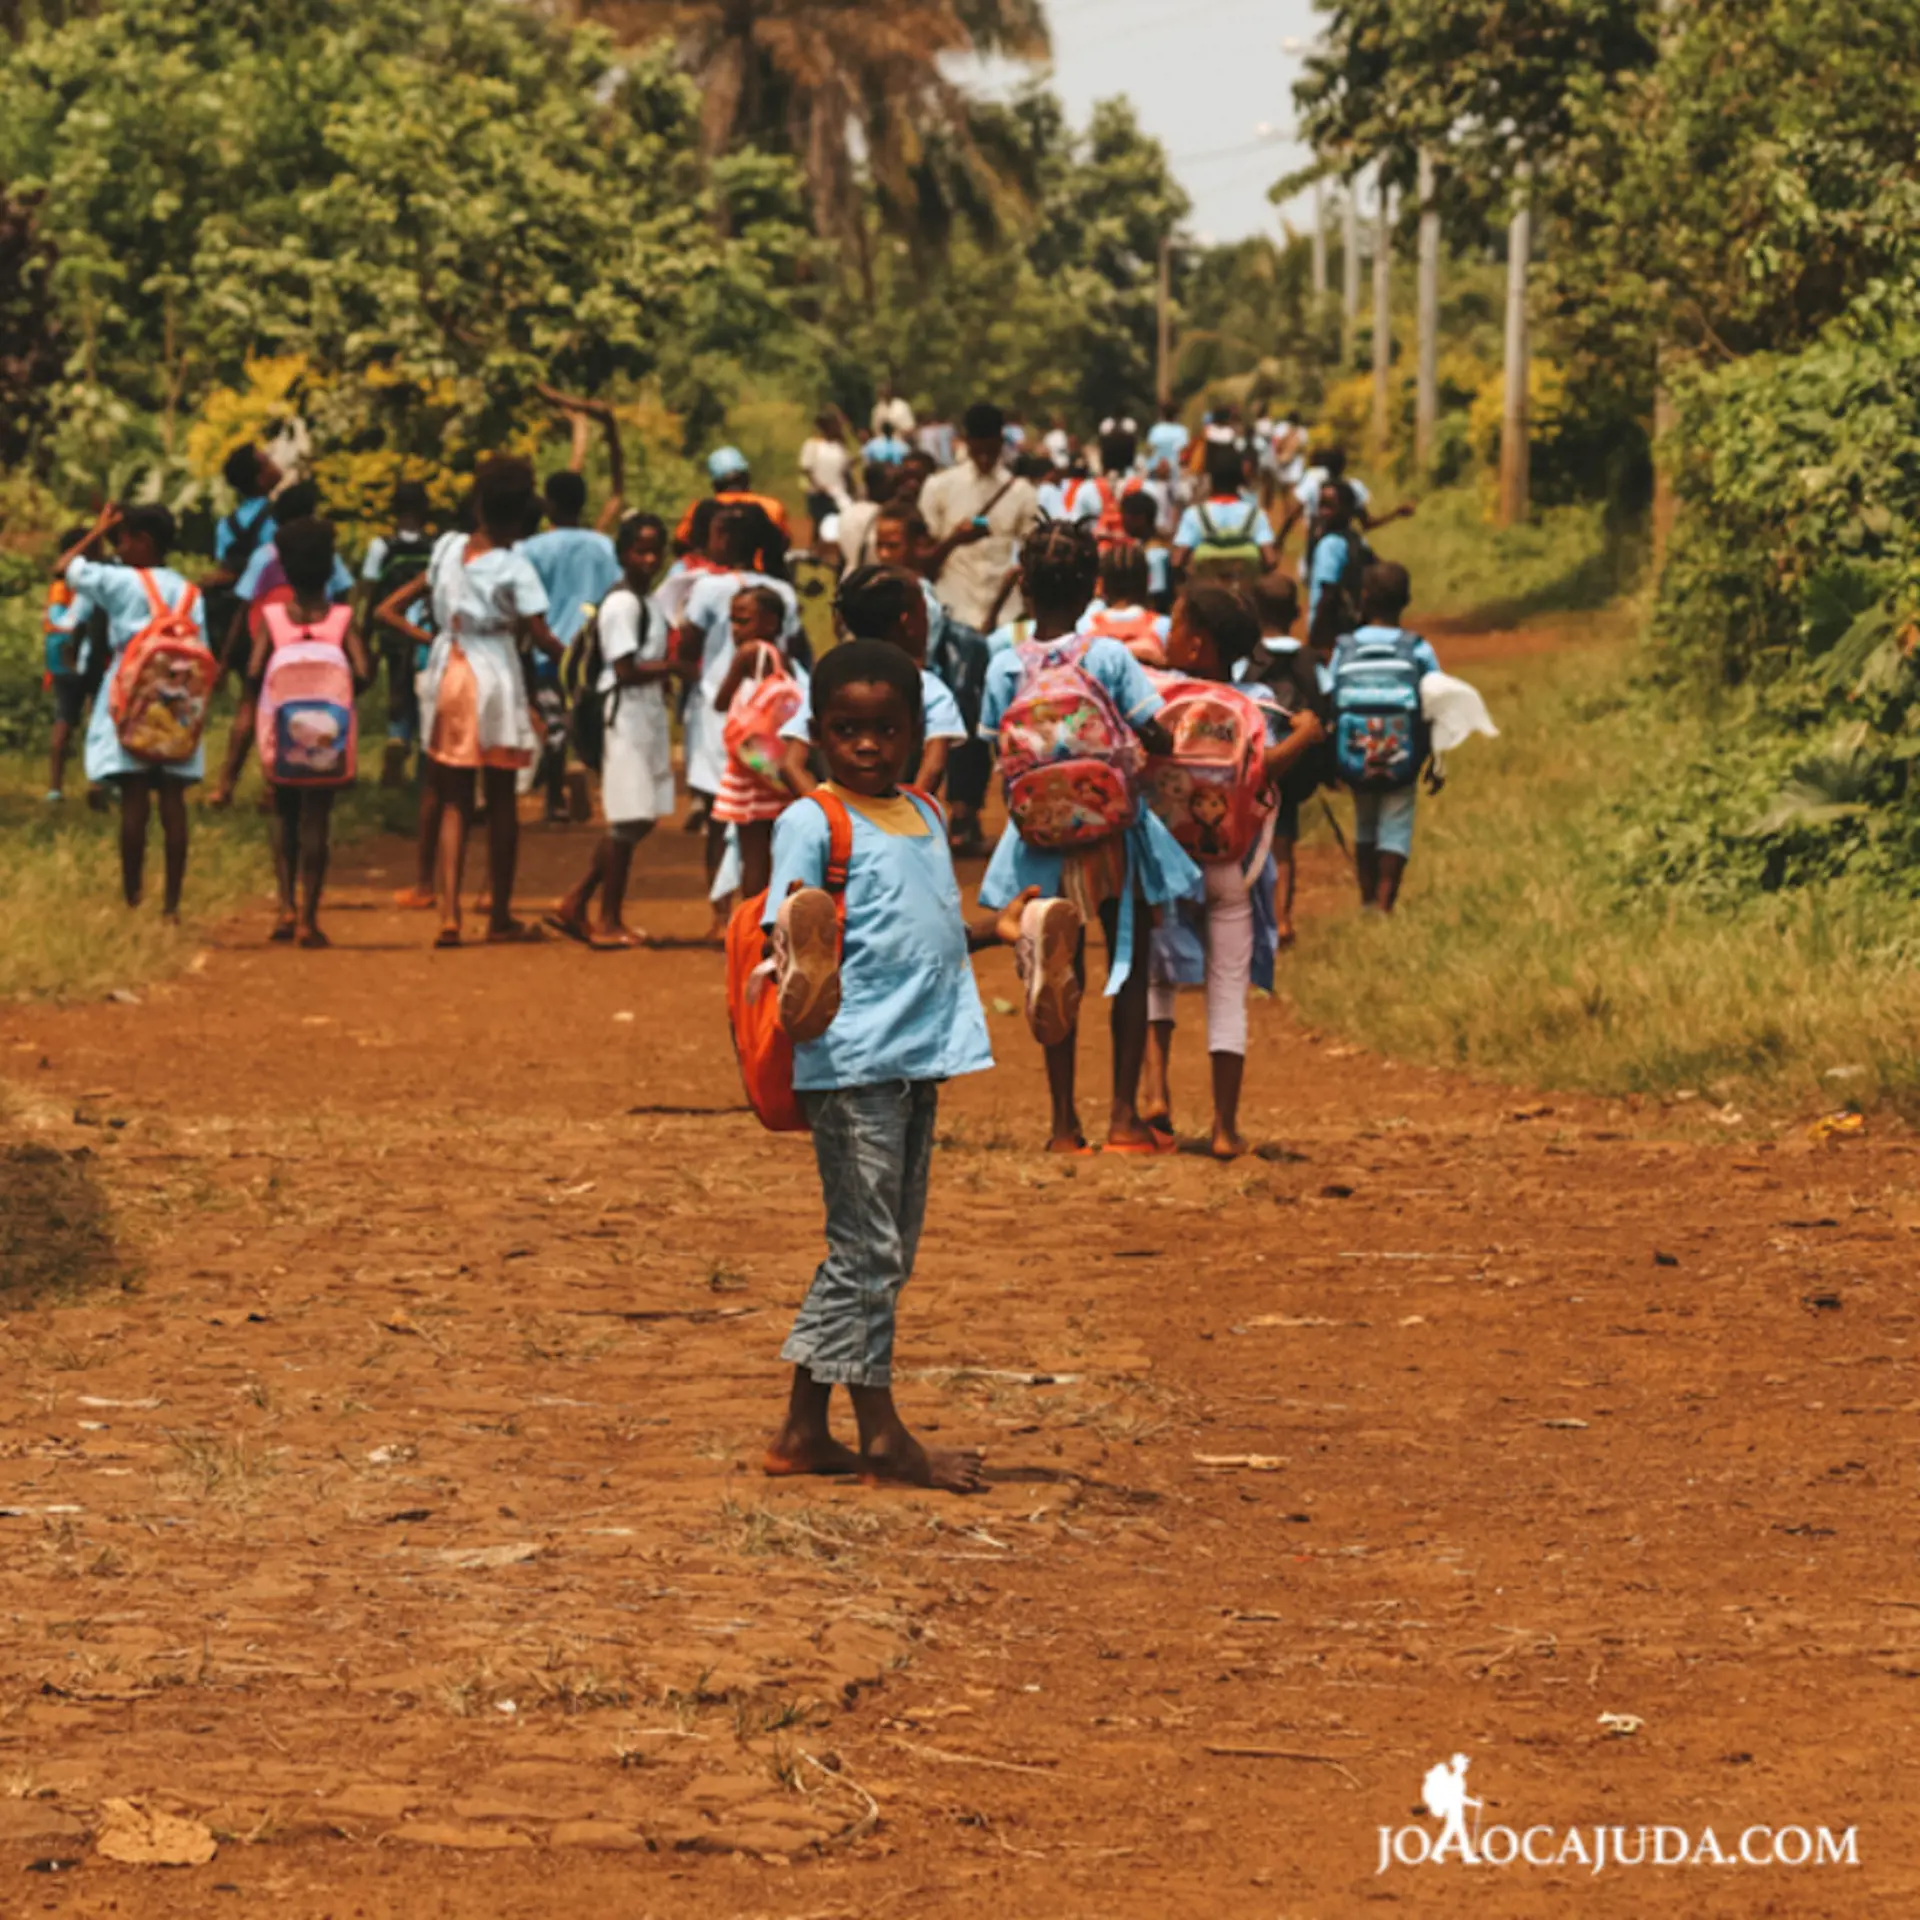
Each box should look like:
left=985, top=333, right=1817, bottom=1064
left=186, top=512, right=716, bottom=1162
left=1174, top=496, right=1275, bottom=551
left=976, top=635, right=1201, bottom=992
left=215, top=497, right=275, bottom=567
left=233, top=540, right=354, bottom=605
left=518, top=527, right=622, bottom=647
left=68, top=558, right=210, bottom=785
left=763, top=787, right=993, bottom=1092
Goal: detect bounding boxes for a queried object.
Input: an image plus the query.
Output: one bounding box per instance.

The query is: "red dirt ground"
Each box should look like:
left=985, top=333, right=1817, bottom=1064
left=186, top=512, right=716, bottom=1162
left=2, top=628, right=1914, bottom=1915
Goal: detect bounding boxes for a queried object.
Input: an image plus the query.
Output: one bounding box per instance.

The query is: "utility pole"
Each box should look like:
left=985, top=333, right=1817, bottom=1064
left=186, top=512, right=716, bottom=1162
left=1499, top=167, right=1532, bottom=526
left=1156, top=232, right=1172, bottom=408
left=1371, top=168, right=1392, bottom=456
left=1311, top=178, right=1328, bottom=302
left=1415, top=147, right=1440, bottom=474
left=1342, top=178, right=1360, bottom=366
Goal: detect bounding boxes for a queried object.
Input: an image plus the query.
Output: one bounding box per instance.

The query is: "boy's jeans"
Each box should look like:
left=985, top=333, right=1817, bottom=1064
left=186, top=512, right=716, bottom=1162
left=782, top=1080, right=939, bottom=1389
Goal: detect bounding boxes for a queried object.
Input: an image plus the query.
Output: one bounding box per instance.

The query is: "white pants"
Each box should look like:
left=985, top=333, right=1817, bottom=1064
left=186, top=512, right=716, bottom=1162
left=1148, top=861, right=1256, bottom=1056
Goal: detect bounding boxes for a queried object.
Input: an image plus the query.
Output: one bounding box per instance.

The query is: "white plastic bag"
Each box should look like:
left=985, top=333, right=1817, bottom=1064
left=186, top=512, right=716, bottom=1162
left=1420, top=671, right=1499, bottom=755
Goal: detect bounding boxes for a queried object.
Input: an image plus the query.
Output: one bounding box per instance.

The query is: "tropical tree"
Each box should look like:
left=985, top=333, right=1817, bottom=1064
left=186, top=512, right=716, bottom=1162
left=566, top=0, right=1050, bottom=256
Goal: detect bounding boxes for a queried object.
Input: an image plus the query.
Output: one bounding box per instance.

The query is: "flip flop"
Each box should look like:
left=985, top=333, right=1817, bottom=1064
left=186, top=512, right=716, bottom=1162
left=589, top=928, right=648, bottom=951
left=1044, top=1138, right=1098, bottom=1158
left=296, top=927, right=331, bottom=951
left=433, top=926, right=462, bottom=949
left=269, top=918, right=297, bottom=944
left=1104, top=1135, right=1178, bottom=1156
left=393, top=886, right=436, bottom=911
left=542, top=909, right=591, bottom=947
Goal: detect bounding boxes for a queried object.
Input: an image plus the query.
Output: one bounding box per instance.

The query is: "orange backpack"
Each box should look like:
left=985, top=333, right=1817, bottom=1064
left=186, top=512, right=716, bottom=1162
left=108, top=572, right=216, bottom=765
left=726, top=789, right=854, bottom=1133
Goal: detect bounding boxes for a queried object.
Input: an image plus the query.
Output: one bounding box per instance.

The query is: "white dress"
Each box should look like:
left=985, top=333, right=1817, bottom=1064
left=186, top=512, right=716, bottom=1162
left=597, top=587, right=676, bottom=825
left=678, top=569, right=801, bottom=796
left=417, top=536, right=547, bottom=767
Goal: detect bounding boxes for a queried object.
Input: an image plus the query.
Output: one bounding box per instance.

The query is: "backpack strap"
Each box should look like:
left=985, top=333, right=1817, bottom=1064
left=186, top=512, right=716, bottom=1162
left=900, top=784, right=947, bottom=833
left=810, top=789, right=856, bottom=914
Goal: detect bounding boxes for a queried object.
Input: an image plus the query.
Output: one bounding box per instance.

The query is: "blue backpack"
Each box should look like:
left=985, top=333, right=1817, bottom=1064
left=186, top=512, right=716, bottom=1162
left=1330, top=628, right=1429, bottom=791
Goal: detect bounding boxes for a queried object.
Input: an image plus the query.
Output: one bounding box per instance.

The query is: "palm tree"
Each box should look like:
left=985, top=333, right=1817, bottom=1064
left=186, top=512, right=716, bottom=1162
left=567, top=0, right=1050, bottom=251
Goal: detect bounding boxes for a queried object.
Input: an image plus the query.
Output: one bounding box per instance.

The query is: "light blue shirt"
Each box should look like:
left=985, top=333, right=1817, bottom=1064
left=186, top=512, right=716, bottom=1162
left=67, top=558, right=210, bottom=783
left=863, top=433, right=909, bottom=465
left=763, top=791, right=994, bottom=1091
left=518, top=527, right=622, bottom=646
left=1146, top=421, right=1189, bottom=470
left=215, top=497, right=274, bottom=567
left=234, top=540, right=354, bottom=604
left=1309, top=531, right=1359, bottom=621
left=45, top=586, right=95, bottom=675
left=1174, top=497, right=1274, bottom=551
left=1340, top=624, right=1441, bottom=678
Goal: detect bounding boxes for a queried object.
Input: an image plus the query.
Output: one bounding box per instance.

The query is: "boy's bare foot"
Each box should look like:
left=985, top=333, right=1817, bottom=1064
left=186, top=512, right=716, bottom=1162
left=763, top=1431, right=863, bottom=1478
left=1105, top=1115, right=1172, bottom=1152
left=859, top=1429, right=985, bottom=1494
left=1210, top=1126, right=1250, bottom=1161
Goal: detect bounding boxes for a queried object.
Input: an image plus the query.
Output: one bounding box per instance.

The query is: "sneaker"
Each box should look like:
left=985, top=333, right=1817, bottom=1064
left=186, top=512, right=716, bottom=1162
left=1014, top=896, right=1083, bottom=1046
left=772, top=887, right=842, bottom=1043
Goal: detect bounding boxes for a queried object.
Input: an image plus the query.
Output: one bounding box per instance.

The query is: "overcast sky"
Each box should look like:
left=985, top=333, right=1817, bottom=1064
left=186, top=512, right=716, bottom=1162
left=960, top=0, right=1325, bottom=245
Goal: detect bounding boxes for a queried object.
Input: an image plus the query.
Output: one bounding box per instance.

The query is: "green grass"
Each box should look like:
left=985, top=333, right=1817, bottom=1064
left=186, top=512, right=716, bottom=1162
left=1, top=591, right=416, bottom=1002
left=1362, top=482, right=1638, bottom=628
left=1283, top=623, right=1920, bottom=1118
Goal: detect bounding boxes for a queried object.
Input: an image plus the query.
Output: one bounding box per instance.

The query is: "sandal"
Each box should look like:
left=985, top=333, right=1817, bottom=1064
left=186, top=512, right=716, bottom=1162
left=433, top=926, right=462, bottom=949
left=269, top=916, right=297, bottom=944
left=589, top=927, right=649, bottom=951
left=1103, top=1135, right=1178, bottom=1156
left=393, top=886, right=436, bottom=911
left=543, top=909, right=591, bottom=946
left=296, top=926, right=331, bottom=950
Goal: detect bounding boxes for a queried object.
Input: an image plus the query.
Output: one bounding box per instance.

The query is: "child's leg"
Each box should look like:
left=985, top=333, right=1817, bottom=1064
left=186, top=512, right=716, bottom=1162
left=598, top=821, right=651, bottom=934
left=210, top=692, right=256, bottom=806
left=1273, top=830, right=1298, bottom=940
left=1201, top=866, right=1256, bottom=1157
left=155, top=776, right=189, bottom=920
left=703, top=813, right=730, bottom=929
left=738, top=819, right=773, bottom=902
left=1353, top=792, right=1381, bottom=907
left=297, top=789, right=333, bottom=940
left=481, top=765, right=521, bottom=932
left=1142, top=959, right=1177, bottom=1129
left=432, top=762, right=475, bottom=937
left=1041, top=931, right=1089, bottom=1151
left=268, top=785, right=300, bottom=932
left=1372, top=789, right=1416, bottom=912
left=117, top=776, right=152, bottom=907
left=553, top=840, right=608, bottom=935
left=772, top=1082, right=981, bottom=1492
left=1097, top=896, right=1157, bottom=1148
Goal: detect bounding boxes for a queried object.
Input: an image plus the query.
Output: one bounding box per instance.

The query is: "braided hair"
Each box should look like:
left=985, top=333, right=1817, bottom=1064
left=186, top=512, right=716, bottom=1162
left=1098, top=538, right=1149, bottom=607
left=1021, top=517, right=1100, bottom=623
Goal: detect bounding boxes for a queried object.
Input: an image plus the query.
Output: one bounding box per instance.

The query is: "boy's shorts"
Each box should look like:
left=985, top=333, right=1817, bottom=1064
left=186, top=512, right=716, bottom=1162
left=50, top=674, right=86, bottom=727
left=1353, top=787, right=1416, bottom=858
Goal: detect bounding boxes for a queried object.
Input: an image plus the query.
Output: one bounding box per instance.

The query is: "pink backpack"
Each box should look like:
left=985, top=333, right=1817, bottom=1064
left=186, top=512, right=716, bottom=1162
left=998, top=636, right=1144, bottom=850
left=258, top=603, right=357, bottom=787
left=721, top=643, right=804, bottom=784
left=1143, top=676, right=1273, bottom=865
left=108, top=573, right=216, bottom=764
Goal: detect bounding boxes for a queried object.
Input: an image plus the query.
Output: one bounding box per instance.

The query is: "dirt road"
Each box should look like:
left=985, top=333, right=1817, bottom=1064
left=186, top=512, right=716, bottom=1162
left=3, top=664, right=1916, bottom=1914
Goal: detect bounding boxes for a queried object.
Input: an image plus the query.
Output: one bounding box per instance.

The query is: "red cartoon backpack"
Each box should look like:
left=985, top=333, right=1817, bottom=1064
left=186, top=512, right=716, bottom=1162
left=108, top=573, right=216, bottom=765
left=1143, top=676, right=1274, bottom=865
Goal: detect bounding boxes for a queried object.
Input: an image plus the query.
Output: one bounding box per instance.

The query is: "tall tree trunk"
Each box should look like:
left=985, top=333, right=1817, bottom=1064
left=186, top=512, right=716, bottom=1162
left=1415, top=147, right=1439, bottom=474
left=1311, top=178, right=1328, bottom=302
left=1371, top=171, right=1392, bottom=457
left=1341, top=179, right=1360, bottom=368
left=1500, top=169, right=1531, bottom=528
left=1156, top=233, right=1172, bottom=406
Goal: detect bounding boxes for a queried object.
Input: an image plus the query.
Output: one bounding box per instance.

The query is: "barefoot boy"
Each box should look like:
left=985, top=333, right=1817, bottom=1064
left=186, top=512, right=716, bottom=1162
left=761, top=638, right=1043, bottom=1493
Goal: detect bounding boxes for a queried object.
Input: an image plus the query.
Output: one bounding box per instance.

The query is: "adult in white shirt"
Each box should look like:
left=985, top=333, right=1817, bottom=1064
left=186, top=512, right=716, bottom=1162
left=870, top=389, right=915, bottom=439
left=798, top=411, right=854, bottom=541
left=918, top=401, right=1042, bottom=631
left=547, top=514, right=677, bottom=949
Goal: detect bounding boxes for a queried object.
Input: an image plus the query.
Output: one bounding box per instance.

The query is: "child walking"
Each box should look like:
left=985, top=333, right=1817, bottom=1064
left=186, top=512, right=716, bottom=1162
left=1332, top=561, right=1442, bottom=914
left=710, top=584, right=804, bottom=906
left=359, top=479, right=437, bottom=787
left=548, top=514, right=674, bottom=949
left=1138, top=583, right=1325, bottom=1158
left=379, top=456, right=560, bottom=946
left=60, top=504, right=212, bottom=920
left=42, top=524, right=96, bottom=803
left=247, top=517, right=372, bottom=947
left=1080, top=539, right=1170, bottom=662
left=977, top=520, right=1201, bottom=1154
left=760, top=638, right=1037, bottom=1492
left=781, top=565, right=969, bottom=798
left=1245, top=570, right=1316, bottom=946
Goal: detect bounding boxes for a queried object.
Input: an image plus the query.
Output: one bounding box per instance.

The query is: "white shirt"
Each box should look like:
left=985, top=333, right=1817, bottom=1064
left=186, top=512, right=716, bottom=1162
left=799, top=437, right=853, bottom=504
left=597, top=584, right=666, bottom=695
left=919, top=459, right=1041, bottom=631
